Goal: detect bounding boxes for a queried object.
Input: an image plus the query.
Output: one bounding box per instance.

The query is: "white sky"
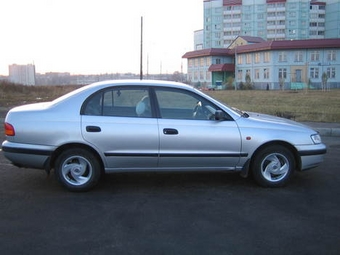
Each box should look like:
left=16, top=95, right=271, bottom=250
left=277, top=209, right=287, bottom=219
left=0, top=0, right=203, bottom=75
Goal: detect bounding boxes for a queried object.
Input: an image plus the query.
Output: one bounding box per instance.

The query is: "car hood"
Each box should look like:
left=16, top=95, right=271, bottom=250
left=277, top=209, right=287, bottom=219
left=244, top=112, right=314, bottom=131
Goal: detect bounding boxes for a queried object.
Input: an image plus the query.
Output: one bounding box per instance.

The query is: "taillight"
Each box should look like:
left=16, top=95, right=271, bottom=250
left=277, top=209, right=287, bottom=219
left=4, top=122, right=15, bottom=136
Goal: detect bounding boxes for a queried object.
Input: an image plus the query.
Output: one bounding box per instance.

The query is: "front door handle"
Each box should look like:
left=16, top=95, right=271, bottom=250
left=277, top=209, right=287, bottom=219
left=86, top=126, right=101, bottom=132
left=163, top=128, right=178, bottom=135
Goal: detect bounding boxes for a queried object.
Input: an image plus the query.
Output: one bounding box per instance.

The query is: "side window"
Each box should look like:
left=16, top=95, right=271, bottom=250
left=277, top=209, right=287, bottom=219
left=83, top=93, right=103, bottom=116
left=83, top=87, right=151, bottom=117
left=154, top=88, right=218, bottom=120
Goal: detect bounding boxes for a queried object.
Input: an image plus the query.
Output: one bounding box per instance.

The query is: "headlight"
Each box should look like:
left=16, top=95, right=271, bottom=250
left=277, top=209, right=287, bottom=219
left=311, top=134, right=322, bottom=144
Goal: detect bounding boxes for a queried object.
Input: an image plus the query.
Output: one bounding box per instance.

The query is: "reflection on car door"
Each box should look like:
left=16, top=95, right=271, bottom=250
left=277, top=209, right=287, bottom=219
left=155, top=88, right=242, bottom=170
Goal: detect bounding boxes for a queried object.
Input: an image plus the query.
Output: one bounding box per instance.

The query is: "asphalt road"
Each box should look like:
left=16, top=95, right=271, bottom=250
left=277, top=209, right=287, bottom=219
left=0, top=136, right=339, bottom=255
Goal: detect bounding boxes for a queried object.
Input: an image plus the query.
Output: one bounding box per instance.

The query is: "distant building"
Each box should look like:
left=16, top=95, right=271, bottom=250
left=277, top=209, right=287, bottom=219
left=8, top=64, right=36, bottom=85
left=183, top=37, right=340, bottom=89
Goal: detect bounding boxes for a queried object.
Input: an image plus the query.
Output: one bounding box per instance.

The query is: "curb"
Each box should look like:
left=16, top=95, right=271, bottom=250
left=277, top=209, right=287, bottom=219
left=302, top=122, right=340, bottom=138
left=312, top=127, right=340, bottom=137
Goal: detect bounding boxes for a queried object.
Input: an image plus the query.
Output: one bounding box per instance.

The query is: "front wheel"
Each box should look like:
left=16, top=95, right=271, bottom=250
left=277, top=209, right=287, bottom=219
left=252, top=145, right=295, bottom=188
left=54, top=148, right=101, bottom=192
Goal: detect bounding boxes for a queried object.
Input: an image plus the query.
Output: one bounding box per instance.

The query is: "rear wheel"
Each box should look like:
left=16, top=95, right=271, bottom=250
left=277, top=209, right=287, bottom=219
left=252, top=145, right=295, bottom=187
left=54, top=148, right=101, bottom=192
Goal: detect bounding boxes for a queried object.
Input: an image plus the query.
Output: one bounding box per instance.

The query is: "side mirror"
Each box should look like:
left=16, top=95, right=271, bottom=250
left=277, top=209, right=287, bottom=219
left=214, top=110, right=225, bottom=120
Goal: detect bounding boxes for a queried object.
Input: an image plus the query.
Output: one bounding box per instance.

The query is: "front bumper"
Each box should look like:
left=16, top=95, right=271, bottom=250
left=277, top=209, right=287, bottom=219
left=297, top=143, right=327, bottom=170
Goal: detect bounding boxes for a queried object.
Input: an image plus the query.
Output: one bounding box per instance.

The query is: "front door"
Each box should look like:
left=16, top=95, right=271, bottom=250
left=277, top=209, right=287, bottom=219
left=154, top=88, right=242, bottom=170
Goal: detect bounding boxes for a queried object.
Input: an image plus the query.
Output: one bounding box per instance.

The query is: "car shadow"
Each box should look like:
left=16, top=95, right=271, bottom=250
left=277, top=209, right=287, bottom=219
left=96, top=171, right=256, bottom=193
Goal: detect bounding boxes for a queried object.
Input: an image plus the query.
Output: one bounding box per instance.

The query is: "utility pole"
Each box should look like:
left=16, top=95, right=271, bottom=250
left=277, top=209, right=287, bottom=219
left=140, top=16, right=143, bottom=80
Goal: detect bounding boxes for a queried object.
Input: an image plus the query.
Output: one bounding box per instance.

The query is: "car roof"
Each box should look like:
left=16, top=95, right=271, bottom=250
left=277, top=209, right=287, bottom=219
left=87, top=79, right=194, bottom=90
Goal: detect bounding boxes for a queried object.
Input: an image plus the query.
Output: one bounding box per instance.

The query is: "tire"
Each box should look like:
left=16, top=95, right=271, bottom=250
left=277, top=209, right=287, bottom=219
left=55, top=148, right=101, bottom=192
left=252, top=145, right=295, bottom=188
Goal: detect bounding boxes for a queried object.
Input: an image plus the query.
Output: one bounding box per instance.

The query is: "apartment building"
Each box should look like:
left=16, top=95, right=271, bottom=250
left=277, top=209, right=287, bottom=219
left=8, top=64, right=36, bottom=85
left=202, top=0, right=340, bottom=49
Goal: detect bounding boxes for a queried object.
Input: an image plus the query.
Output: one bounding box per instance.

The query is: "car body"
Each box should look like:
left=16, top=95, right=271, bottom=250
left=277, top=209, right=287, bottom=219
left=2, top=80, right=326, bottom=191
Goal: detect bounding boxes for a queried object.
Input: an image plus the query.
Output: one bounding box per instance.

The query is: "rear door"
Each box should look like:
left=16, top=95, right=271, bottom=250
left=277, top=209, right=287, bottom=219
left=81, top=86, right=159, bottom=170
left=154, top=87, right=242, bottom=170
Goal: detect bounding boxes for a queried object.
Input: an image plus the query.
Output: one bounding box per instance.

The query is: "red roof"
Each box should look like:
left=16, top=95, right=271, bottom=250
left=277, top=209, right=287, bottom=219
left=233, top=38, right=340, bottom=54
left=223, top=0, right=242, bottom=6
left=266, top=0, right=286, bottom=3
left=208, top=64, right=235, bottom=72
left=182, top=48, right=231, bottom=58
left=237, top=36, right=266, bottom=44
left=183, top=39, right=340, bottom=59
left=310, top=2, right=326, bottom=6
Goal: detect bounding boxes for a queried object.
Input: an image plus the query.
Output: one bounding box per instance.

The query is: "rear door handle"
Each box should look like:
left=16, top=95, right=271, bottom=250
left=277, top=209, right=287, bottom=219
left=163, top=128, right=178, bottom=135
left=86, top=126, right=101, bottom=132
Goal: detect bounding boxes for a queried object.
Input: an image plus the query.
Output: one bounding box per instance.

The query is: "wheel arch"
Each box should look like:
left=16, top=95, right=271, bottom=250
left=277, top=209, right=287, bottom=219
left=241, top=140, right=301, bottom=178
left=251, top=141, right=301, bottom=171
left=49, top=143, right=104, bottom=173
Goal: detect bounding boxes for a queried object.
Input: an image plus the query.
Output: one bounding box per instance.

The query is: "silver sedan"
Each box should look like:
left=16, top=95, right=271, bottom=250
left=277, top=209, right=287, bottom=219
left=2, top=80, right=327, bottom=191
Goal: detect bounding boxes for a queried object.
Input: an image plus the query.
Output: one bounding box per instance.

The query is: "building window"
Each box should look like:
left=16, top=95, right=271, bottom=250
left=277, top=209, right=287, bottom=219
left=310, top=68, right=319, bottom=79
left=327, top=50, right=336, bottom=61
left=327, top=67, right=336, bottom=79
left=278, top=52, right=287, bottom=62
left=206, top=71, right=211, bottom=80
left=254, top=53, right=260, bottom=63
left=216, top=58, right=221, bottom=64
left=278, top=68, right=287, bottom=79
left=214, top=41, right=221, bottom=47
left=194, top=71, right=198, bottom=80
left=255, top=69, right=260, bottom=80
left=200, top=58, right=204, bottom=67
left=258, top=13, right=264, bottom=19
left=310, top=51, right=319, bottom=62
left=264, top=52, right=270, bottom=63
left=237, top=70, right=243, bottom=80
left=264, top=68, right=270, bottom=79
left=289, top=12, right=296, bottom=18
left=295, top=51, right=303, bottom=62
left=237, top=55, right=242, bottom=65
left=246, top=54, right=251, bottom=64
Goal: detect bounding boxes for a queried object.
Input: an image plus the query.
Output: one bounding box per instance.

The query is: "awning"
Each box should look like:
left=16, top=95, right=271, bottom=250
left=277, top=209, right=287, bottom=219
left=208, top=64, right=235, bottom=72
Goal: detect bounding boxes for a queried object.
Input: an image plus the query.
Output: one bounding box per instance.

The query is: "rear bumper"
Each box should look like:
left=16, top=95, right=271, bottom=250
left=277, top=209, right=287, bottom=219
left=2, top=141, right=54, bottom=169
